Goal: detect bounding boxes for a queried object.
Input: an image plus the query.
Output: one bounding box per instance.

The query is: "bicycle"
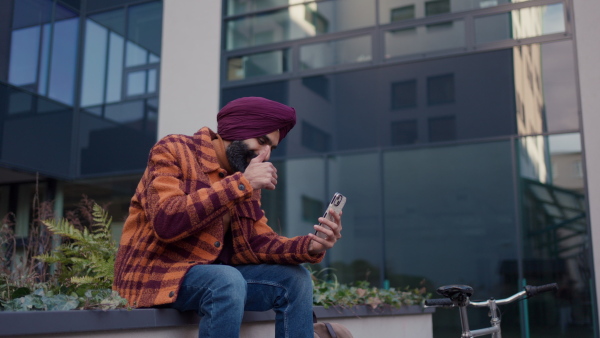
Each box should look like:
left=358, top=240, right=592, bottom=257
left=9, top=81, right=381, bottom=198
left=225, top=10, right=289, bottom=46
left=424, top=283, right=558, bottom=337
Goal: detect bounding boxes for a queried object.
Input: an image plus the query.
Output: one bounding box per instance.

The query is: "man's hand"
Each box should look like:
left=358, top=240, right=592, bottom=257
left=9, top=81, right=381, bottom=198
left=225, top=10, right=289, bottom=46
left=308, top=210, right=342, bottom=255
left=243, top=150, right=278, bottom=190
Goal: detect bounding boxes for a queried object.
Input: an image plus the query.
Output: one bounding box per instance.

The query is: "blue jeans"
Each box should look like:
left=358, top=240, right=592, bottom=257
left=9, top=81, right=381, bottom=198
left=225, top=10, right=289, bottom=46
left=170, top=264, right=314, bottom=338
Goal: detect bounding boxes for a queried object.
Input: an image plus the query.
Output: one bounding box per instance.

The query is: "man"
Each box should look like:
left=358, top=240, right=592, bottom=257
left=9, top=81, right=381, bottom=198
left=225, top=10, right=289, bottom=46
left=113, top=97, right=342, bottom=337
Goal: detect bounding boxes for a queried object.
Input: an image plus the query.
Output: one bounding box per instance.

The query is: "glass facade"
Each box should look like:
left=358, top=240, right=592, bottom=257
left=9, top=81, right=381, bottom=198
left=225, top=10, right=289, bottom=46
left=0, top=0, right=162, bottom=179
left=0, top=0, right=162, bottom=284
left=222, top=0, right=594, bottom=337
left=0, top=0, right=595, bottom=336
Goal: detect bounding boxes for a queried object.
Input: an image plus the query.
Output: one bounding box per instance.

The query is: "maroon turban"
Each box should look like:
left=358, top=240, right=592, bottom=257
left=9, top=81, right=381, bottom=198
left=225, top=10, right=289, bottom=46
left=217, top=97, right=296, bottom=142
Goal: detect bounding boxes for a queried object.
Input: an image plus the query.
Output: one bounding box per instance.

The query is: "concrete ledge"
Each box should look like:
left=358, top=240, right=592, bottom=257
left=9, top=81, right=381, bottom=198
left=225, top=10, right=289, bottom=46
left=0, top=305, right=434, bottom=337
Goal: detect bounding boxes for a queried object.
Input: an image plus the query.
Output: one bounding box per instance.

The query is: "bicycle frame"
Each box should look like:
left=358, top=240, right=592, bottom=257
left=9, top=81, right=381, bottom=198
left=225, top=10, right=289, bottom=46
left=424, top=284, right=557, bottom=338
left=459, top=291, right=526, bottom=338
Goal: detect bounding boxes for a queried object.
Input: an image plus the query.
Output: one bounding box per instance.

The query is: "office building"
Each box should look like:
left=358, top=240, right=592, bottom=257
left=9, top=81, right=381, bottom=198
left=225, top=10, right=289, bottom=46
left=1, top=0, right=599, bottom=336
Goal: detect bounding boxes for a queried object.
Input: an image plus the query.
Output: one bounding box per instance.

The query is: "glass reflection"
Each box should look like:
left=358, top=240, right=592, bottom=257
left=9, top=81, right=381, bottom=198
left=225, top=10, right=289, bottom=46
left=267, top=157, right=326, bottom=238
left=11, top=0, right=52, bottom=30
left=227, top=0, right=291, bottom=16
left=0, top=84, right=74, bottom=176
left=281, top=41, right=579, bottom=155
left=48, top=17, right=79, bottom=105
left=384, top=140, right=518, bottom=333
left=9, top=1, right=79, bottom=105
left=9, top=0, right=79, bottom=102
left=126, top=41, right=149, bottom=67
left=513, top=40, right=579, bottom=135
left=39, top=23, right=51, bottom=95
left=127, top=2, right=162, bottom=58
left=81, top=9, right=126, bottom=107
left=379, top=0, right=525, bottom=24
left=82, top=2, right=161, bottom=107
left=8, top=27, right=40, bottom=87
left=81, top=20, right=108, bottom=106
left=475, top=3, right=565, bottom=44
left=518, top=133, right=593, bottom=337
left=327, top=153, right=383, bottom=285
left=227, top=49, right=290, bottom=81
left=106, top=32, right=125, bottom=103
left=226, top=0, right=374, bottom=50
left=127, top=71, right=146, bottom=96
left=300, top=35, right=371, bottom=70
left=385, top=19, right=465, bottom=59
left=79, top=99, right=156, bottom=175
left=104, top=100, right=145, bottom=124
left=147, top=69, right=157, bottom=93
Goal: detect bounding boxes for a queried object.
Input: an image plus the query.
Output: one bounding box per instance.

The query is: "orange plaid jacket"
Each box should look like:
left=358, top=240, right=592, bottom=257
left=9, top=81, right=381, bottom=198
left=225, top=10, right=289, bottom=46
left=113, top=127, right=324, bottom=308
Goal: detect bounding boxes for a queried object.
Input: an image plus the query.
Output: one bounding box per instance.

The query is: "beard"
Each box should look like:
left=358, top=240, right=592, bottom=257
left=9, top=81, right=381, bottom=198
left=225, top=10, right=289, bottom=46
left=226, top=140, right=256, bottom=173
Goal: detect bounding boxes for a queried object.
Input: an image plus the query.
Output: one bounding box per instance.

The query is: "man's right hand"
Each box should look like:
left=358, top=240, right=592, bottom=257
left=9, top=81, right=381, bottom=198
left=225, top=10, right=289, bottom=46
left=243, top=150, right=278, bottom=190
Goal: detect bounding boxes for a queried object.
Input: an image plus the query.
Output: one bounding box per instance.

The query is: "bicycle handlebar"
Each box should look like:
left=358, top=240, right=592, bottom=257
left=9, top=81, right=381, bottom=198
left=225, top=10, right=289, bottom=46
left=526, top=283, right=559, bottom=297
left=424, top=298, right=455, bottom=307
left=424, top=283, right=558, bottom=308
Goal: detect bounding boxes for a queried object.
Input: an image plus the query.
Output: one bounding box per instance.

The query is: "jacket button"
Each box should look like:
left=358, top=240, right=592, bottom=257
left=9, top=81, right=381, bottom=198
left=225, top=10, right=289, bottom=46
left=214, top=241, right=221, bottom=247
left=169, top=291, right=175, bottom=297
left=238, top=184, right=245, bottom=191
left=218, top=172, right=225, bottom=178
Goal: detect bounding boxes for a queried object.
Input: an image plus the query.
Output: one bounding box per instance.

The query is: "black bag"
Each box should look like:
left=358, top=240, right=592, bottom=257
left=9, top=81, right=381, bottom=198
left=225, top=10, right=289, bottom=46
left=313, top=312, right=354, bottom=338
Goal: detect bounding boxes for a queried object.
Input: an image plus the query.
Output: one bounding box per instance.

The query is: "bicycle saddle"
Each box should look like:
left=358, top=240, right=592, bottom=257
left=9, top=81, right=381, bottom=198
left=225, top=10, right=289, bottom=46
left=436, top=285, right=473, bottom=306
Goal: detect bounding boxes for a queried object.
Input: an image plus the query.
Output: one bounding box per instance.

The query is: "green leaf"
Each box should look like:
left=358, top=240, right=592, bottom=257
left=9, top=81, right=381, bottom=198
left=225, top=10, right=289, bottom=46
left=10, top=287, right=31, bottom=300
left=42, top=294, right=80, bottom=311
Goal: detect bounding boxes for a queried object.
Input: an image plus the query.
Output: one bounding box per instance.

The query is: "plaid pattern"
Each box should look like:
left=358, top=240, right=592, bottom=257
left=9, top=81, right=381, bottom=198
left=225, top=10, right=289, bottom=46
left=113, top=127, right=324, bottom=308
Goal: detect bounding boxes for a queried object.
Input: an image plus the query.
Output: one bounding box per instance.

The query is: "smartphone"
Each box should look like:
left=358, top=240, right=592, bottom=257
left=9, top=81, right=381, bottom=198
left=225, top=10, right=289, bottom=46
left=315, top=192, right=346, bottom=239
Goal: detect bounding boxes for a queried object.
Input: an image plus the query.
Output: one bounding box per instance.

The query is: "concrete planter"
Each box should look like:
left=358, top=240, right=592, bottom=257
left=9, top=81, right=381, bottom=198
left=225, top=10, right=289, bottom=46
left=0, top=305, right=434, bottom=337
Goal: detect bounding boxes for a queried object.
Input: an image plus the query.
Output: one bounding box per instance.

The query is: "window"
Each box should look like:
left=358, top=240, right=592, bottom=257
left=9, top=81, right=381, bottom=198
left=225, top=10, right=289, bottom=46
left=227, top=49, right=290, bottom=81
left=425, top=0, right=452, bottom=29
left=225, top=0, right=374, bottom=51
left=391, top=5, right=415, bottom=22
left=305, top=4, right=329, bottom=34
left=391, top=79, right=417, bottom=109
left=300, top=35, right=372, bottom=70
left=475, top=3, right=565, bottom=44
left=425, top=0, right=451, bottom=16
left=8, top=1, right=79, bottom=105
left=81, top=2, right=162, bottom=106
left=427, top=74, right=455, bottom=105
left=574, top=160, right=583, bottom=178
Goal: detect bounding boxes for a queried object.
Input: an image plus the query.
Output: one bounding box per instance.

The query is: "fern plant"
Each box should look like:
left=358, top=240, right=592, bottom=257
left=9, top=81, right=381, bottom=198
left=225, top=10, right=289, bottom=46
left=37, top=203, right=117, bottom=291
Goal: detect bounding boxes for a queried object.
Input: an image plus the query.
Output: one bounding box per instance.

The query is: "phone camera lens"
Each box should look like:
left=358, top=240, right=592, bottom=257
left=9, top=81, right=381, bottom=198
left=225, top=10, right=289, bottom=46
left=333, top=196, right=341, bottom=206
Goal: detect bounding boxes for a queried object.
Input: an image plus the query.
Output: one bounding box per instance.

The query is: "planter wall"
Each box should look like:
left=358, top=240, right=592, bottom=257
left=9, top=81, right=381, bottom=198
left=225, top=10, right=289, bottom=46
left=0, top=305, right=434, bottom=338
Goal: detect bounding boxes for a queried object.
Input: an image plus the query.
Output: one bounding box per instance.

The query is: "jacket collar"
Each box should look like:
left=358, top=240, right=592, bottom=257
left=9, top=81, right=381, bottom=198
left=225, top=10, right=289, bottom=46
left=192, top=127, right=222, bottom=173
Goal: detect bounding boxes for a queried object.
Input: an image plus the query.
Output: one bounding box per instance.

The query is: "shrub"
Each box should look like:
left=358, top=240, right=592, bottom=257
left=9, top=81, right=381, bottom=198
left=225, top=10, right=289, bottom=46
left=2, top=197, right=428, bottom=312
left=311, top=268, right=431, bottom=310
left=0, top=198, right=127, bottom=311
left=37, top=203, right=117, bottom=290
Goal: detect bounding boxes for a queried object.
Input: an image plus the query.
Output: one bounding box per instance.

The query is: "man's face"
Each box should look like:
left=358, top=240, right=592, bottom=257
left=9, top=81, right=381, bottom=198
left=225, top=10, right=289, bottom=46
left=226, top=130, right=280, bottom=172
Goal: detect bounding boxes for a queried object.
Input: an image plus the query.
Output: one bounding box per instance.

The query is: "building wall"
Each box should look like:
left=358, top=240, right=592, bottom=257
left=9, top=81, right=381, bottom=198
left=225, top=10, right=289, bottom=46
left=1, top=0, right=597, bottom=336
left=216, top=1, right=597, bottom=336
left=158, top=0, right=221, bottom=138
left=573, top=0, right=600, bottom=319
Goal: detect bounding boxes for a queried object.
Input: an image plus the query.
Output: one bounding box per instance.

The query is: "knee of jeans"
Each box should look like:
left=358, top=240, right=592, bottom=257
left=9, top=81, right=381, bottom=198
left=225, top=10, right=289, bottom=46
left=217, top=268, right=247, bottom=301
left=284, top=265, right=313, bottom=294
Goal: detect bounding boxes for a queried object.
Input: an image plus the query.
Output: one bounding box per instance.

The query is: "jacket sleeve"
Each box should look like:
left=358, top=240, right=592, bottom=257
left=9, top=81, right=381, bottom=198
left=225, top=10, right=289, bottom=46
left=247, top=216, right=325, bottom=265
left=143, top=138, right=253, bottom=243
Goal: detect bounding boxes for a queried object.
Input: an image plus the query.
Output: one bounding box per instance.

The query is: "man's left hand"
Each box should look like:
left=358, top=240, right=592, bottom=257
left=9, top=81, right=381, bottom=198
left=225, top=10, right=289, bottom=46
left=308, top=210, right=342, bottom=255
